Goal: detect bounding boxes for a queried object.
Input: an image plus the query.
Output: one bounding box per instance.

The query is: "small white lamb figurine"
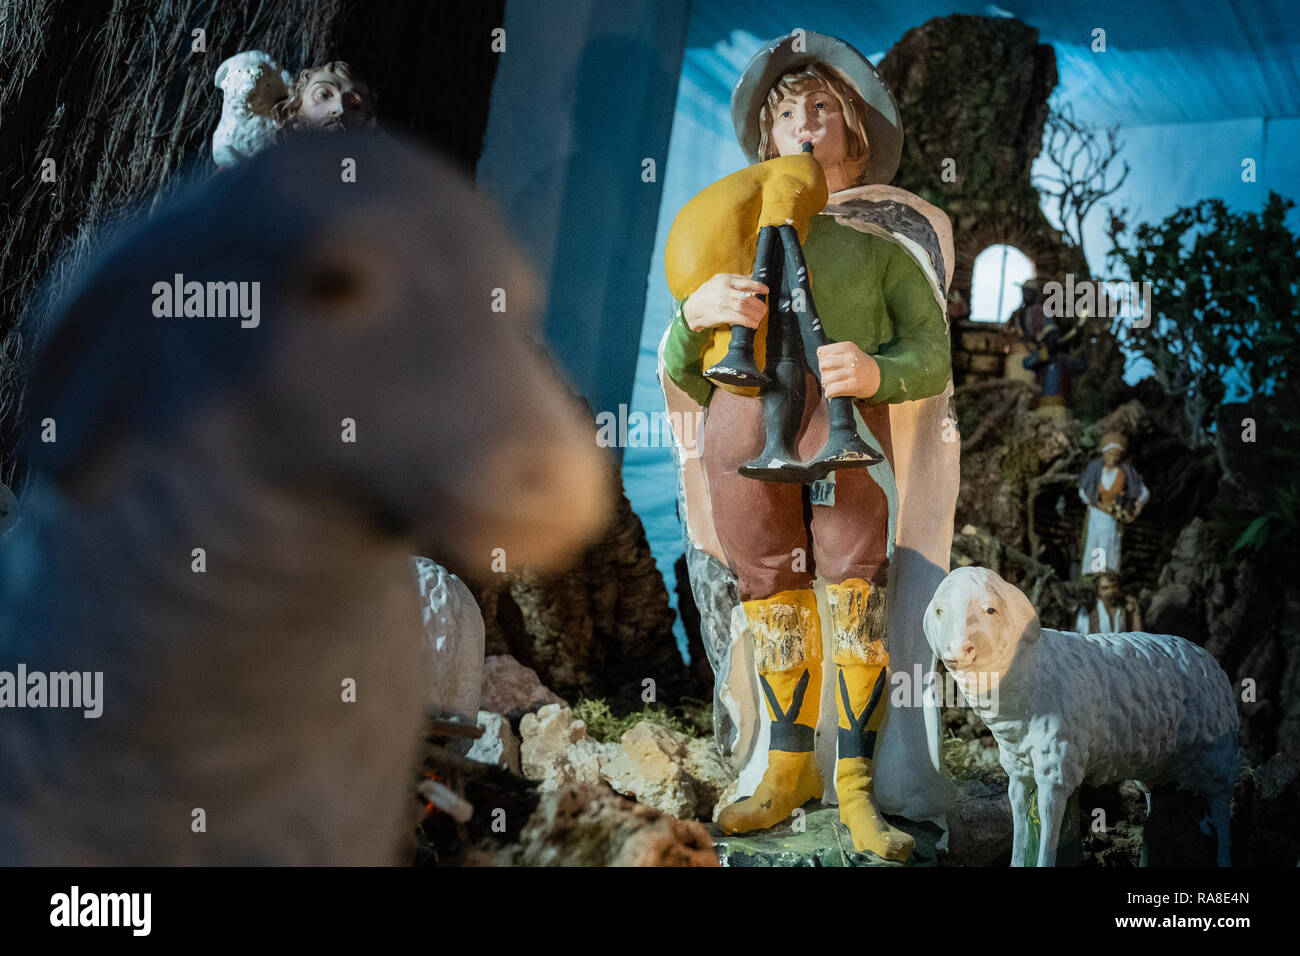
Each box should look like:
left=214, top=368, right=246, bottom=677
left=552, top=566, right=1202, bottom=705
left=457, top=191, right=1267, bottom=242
left=923, top=566, right=1238, bottom=866
left=212, top=50, right=291, bottom=168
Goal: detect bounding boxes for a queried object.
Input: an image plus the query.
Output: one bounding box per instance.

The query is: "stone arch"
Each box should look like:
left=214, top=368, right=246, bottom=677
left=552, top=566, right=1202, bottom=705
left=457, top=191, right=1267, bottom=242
left=969, top=242, right=1035, bottom=323
left=954, top=216, right=1069, bottom=316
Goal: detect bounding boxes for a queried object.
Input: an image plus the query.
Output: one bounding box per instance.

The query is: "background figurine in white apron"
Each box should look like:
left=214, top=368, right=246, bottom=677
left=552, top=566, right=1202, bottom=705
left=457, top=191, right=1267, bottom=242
left=1077, top=432, right=1149, bottom=577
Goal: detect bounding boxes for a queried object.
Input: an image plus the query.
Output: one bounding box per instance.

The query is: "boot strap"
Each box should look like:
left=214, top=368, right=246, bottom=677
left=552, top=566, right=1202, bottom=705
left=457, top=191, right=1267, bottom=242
left=760, top=669, right=816, bottom=754
left=838, top=666, right=886, bottom=760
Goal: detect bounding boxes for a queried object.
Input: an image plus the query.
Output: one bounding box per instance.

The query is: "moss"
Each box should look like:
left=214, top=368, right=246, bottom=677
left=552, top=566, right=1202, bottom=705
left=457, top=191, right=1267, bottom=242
left=998, top=430, right=1042, bottom=491
left=941, top=730, right=1005, bottom=785
left=573, top=697, right=712, bottom=743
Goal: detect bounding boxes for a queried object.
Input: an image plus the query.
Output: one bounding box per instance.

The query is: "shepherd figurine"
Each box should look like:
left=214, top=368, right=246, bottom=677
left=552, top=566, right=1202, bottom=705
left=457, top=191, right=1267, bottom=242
left=660, top=31, right=957, bottom=861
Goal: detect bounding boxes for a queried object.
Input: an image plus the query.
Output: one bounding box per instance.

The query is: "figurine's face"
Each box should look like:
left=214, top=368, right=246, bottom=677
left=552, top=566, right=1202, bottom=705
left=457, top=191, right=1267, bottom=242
left=769, top=87, right=851, bottom=168
left=1102, top=447, right=1122, bottom=468
left=298, top=69, right=371, bottom=130
left=1097, top=575, right=1120, bottom=606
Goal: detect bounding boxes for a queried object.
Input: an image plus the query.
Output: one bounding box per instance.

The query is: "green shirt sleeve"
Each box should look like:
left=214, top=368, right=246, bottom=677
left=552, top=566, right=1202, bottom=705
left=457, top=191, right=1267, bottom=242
left=870, top=244, right=952, bottom=404
left=662, top=296, right=715, bottom=407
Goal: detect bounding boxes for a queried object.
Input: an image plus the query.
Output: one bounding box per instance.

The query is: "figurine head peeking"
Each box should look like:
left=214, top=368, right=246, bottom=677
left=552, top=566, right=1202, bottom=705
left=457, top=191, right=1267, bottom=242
left=1100, top=432, right=1127, bottom=468
left=1096, top=571, right=1122, bottom=608
left=1020, top=277, right=1044, bottom=306
left=758, top=64, right=872, bottom=189
left=731, top=31, right=903, bottom=186
left=274, top=61, right=376, bottom=131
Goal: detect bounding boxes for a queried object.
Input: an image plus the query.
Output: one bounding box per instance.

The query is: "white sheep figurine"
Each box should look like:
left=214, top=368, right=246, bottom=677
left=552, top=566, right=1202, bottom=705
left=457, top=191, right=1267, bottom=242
left=212, top=50, right=291, bottom=168
left=923, top=566, right=1238, bottom=866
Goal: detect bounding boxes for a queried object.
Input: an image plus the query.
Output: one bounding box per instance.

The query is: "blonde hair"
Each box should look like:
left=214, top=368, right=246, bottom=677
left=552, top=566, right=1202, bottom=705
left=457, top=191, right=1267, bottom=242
left=756, top=63, right=872, bottom=182
left=273, top=61, right=376, bottom=129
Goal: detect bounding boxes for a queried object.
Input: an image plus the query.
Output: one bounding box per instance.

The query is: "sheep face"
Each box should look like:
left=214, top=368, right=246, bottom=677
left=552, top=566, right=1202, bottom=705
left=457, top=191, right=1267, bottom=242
left=215, top=52, right=288, bottom=114
left=924, top=566, right=1040, bottom=679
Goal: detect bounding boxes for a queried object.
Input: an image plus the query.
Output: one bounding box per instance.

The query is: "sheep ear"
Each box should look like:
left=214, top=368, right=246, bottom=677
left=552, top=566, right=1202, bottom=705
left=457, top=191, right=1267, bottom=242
left=1008, top=583, right=1042, bottom=643
left=921, top=594, right=936, bottom=640
left=215, top=62, right=228, bottom=88
left=993, top=573, right=1040, bottom=643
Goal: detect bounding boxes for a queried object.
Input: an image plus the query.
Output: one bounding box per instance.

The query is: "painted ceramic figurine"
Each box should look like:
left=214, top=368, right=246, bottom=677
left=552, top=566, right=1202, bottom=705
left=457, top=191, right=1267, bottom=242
left=213, top=50, right=293, bottom=168
left=273, top=61, right=377, bottom=132
left=1077, top=432, right=1149, bottom=576
left=1074, top=570, right=1142, bottom=634
left=660, top=32, right=954, bottom=860
left=926, top=567, right=1236, bottom=866
left=1006, top=277, right=1080, bottom=416
left=213, top=53, right=377, bottom=169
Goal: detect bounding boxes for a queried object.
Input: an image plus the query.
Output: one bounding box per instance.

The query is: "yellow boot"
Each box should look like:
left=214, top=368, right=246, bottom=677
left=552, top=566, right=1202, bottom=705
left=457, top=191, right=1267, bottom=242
left=717, top=588, right=824, bottom=835
left=828, top=577, right=914, bottom=862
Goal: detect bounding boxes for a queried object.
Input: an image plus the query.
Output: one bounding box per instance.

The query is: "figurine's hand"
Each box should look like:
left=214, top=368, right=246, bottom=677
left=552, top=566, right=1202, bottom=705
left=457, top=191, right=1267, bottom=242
left=683, top=273, right=769, bottom=332
left=818, top=341, right=880, bottom=399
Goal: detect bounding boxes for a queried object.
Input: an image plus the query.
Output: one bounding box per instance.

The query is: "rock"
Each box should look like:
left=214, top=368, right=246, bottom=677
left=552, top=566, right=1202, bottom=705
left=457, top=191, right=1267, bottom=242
left=1145, top=521, right=1296, bottom=767
left=684, top=737, right=736, bottom=814
left=879, top=15, right=1056, bottom=208
left=712, top=805, right=941, bottom=867
left=713, top=777, right=740, bottom=824
left=597, top=720, right=737, bottom=820
left=413, top=557, right=484, bottom=724
left=601, top=721, right=697, bottom=819
left=519, top=704, right=614, bottom=792
left=1237, top=753, right=1300, bottom=866
left=480, top=654, right=565, bottom=722
left=502, top=783, right=719, bottom=866
left=466, top=481, right=698, bottom=710
left=944, top=779, right=1013, bottom=866
left=1071, top=780, right=1145, bottom=866
left=465, top=711, right=521, bottom=775
left=1146, top=519, right=1217, bottom=643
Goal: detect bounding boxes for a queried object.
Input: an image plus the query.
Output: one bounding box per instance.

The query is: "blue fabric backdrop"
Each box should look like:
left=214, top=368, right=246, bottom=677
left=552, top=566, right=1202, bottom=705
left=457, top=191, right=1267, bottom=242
left=624, top=1, right=1300, bottom=656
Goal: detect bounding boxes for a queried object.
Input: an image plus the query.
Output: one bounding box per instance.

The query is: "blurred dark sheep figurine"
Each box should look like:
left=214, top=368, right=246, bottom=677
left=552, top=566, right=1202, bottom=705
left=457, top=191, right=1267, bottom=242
left=0, top=134, right=611, bottom=865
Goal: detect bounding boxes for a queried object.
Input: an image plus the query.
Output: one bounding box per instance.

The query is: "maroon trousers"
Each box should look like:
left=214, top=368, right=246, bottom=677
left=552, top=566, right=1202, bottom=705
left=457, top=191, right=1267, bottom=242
left=700, top=373, right=894, bottom=602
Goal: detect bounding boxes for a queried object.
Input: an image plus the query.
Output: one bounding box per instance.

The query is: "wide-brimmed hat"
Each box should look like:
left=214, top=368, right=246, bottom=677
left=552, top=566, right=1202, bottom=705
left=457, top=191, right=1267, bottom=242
left=731, top=31, right=903, bottom=185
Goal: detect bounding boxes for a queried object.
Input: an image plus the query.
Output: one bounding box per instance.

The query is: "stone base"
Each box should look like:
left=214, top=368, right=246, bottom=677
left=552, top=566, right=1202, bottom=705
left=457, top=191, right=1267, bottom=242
left=709, top=804, right=941, bottom=867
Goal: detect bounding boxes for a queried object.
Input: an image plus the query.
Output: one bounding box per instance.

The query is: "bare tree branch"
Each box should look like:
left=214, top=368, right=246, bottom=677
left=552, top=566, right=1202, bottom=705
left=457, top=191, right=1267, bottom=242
left=1033, top=100, right=1131, bottom=259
